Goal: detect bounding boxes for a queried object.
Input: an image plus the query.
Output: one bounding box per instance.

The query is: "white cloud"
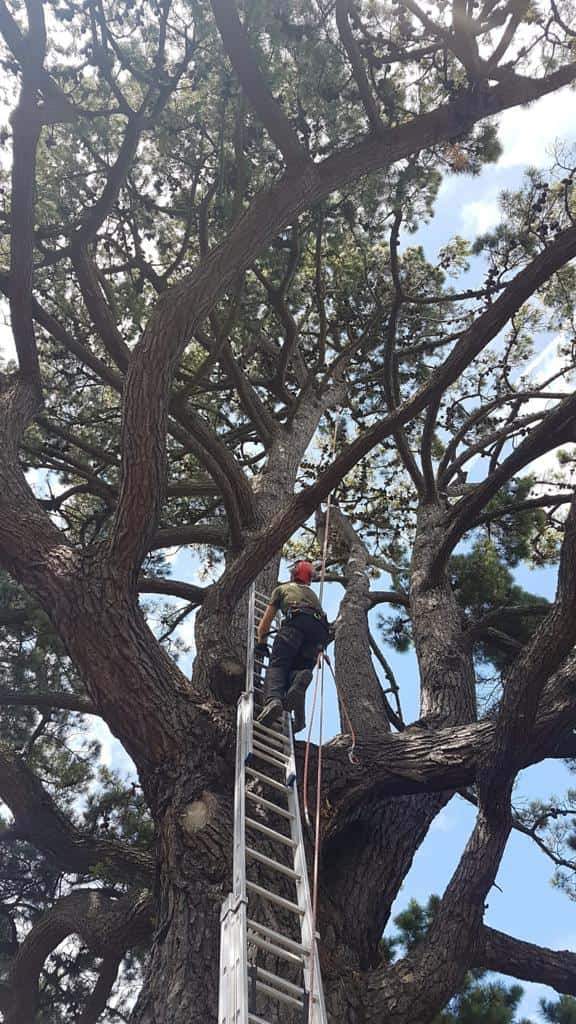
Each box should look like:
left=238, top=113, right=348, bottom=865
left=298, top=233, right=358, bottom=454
left=90, top=717, right=136, bottom=779
left=460, top=196, right=500, bottom=234
left=497, top=87, right=576, bottom=169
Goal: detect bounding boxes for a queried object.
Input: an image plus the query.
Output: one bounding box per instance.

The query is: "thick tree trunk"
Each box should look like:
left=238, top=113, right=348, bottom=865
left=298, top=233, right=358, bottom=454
left=131, top=756, right=233, bottom=1024
left=410, top=503, right=477, bottom=725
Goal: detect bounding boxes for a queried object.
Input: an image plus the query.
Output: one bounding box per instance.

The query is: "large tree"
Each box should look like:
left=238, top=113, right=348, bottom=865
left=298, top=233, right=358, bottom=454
left=1, top=0, right=576, bottom=1021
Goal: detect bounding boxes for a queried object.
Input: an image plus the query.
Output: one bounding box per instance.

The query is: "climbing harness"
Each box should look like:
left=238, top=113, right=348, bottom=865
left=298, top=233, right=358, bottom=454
left=218, top=584, right=328, bottom=1024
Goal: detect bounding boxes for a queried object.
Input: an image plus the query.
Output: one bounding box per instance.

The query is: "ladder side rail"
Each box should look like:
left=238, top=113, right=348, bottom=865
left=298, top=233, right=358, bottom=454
left=233, top=692, right=253, bottom=899
left=286, top=720, right=328, bottom=1024
left=219, top=896, right=249, bottom=1024
left=246, top=584, right=256, bottom=695
left=219, top=583, right=258, bottom=1022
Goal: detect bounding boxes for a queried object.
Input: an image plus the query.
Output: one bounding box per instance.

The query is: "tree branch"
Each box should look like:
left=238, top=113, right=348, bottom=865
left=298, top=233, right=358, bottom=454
left=210, top=0, right=310, bottom=168
left=0, top=689, right=96, bottom=714
left=329, top=508, right=392, bottom=737
left=137, top=576, right=206, bottom=604
left=7, top=0, right=44, bottom=393
left=77, top=954, right=122, bottom=1024
left=472, top=491, right=573, bottom=527
left=430, top=395, right=576, bottom=578
left=218, top=221, right=576, bottom=606
left=475, top=925, right=576, bottom=996
left=107, top=69, right=576, bottom=589
left=72, top=248, right=131, bottom=372
left=151, top=523, right=229, bottom=551
left=4, top=889, right=153, bottom=1024
left=335, top=0, right=383, bottom=132
left=0, top=740, right=153, bottom=881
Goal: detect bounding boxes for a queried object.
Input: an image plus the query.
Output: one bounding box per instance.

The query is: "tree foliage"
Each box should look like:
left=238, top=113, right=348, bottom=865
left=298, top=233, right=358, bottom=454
left=0, top=0, right=576, bottom=1022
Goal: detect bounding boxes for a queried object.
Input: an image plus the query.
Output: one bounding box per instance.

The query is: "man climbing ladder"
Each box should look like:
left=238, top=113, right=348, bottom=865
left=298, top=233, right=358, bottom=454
left=256, top=561, right=330, bottom=732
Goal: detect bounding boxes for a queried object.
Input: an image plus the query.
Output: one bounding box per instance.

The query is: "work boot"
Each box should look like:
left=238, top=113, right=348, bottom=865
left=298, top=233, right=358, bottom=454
left=258, top=698, right=283, bottom=727
left=258, top=666, right=286, bottom=727
left=291, top=692, right=306, bottom=734
left=284, top=669, right=312, bottom=712
left=285, top=669, right=312, bottom=734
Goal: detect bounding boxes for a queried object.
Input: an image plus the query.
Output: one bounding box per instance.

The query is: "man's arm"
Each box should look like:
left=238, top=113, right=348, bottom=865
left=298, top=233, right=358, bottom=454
left=257, top=604, right=276, bottom=644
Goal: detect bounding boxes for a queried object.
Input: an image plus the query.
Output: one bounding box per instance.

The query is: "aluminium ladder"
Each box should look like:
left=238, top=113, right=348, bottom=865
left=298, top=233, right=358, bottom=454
left=219, top=584, right=327, bottom=1024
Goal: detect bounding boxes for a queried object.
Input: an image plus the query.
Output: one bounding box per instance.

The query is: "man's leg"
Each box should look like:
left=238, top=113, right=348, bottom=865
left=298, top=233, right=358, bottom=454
left=285, top=618, right=328, bottom=733
left=259, top=623, right=303, bottom=726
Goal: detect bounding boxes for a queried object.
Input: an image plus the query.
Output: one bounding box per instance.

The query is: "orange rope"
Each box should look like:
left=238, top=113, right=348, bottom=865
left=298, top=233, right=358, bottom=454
left=302, top=420, right=339, bottom=1020
left=322, top=652, right=358, bottom=765
left=306, top=653, right=325, bottom=1023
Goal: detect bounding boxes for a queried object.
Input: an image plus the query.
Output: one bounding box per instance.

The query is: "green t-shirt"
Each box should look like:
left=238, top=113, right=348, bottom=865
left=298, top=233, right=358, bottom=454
left=270, top=582, right=323, bottom=615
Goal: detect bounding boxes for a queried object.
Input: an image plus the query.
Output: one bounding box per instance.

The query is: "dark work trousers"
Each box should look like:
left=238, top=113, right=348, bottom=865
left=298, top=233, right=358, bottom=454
left=264, top=612, right=329, bottom=702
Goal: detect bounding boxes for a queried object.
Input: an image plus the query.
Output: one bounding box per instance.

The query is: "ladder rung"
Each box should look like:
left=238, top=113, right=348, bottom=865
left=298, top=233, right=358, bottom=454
left=248, top=931, right=305, bottom=966
left=253, top=741, right=289, bottom=764
left=247, top=918, right=309, bottom=957
left=253, top=731, right=289, bottom=755
left=255, top=979, right=303, bottom=1009
left=248, top=1014, right=270, bottom=1024
left=247, top=880, right=303, bottom=915
left=245, top=818, right=296, bottom=847
left=246, top=790, right=293, bottom=820
left=256, top=966, right=304, bottom=998
left=253, top=724, right=287, bottom=748
left=254, top=721, right=290, bottom=745
left=246, top=846, right=300, bottom=879
left=250, top=747, right=289, bottom=771
left=246, top=767, right=289, bottom=793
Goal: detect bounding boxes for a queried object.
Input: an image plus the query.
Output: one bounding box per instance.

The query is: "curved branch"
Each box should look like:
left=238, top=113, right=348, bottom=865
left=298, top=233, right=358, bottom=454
left=210, top=0, right=309, bottom=168
left=330, top=508, right=391, bottom=737
left=110, top=66, right=576, bottom=584
left=335, top=0, right=383, bottom=131
left=0, top=689, right=96, bottom=714
left=219, top=221, right=576, bottom=605
left=137, top=576, right=206, bottom=603
left=4, top=889, right=153, bottom=1024
left=151, top=523, right=229, bottom=550
left=77, top=954, right=122, bottom=1024
left=321, top=649, right=576, bottom=809
left=72, top=248, right=131, bottom=371
left=473, top=491, right=572, bottom=526
left=475, top=925, right=576, bottom=995
left=5, top=0, right=48, bottom=393
left=430, top=396, right=576, bottom=579
left=0, top=741, right=153, bottom=881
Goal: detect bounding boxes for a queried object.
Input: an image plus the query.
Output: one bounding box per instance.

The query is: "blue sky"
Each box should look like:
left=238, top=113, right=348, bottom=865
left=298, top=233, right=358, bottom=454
left=2, top=76, right=574, bottom=1022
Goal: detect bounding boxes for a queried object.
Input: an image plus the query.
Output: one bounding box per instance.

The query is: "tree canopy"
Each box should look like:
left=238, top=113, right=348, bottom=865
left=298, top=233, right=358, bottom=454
left=0, top=0, right=576, bottom=1021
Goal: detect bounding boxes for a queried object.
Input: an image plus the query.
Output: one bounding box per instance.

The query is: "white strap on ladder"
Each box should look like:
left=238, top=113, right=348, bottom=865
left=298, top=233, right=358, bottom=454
left=218, top=584, right=328, bottom=1024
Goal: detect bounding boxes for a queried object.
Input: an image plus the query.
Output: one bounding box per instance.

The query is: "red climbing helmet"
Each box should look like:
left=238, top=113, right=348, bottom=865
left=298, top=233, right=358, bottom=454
left=290, top=560, right=314, bottom=585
